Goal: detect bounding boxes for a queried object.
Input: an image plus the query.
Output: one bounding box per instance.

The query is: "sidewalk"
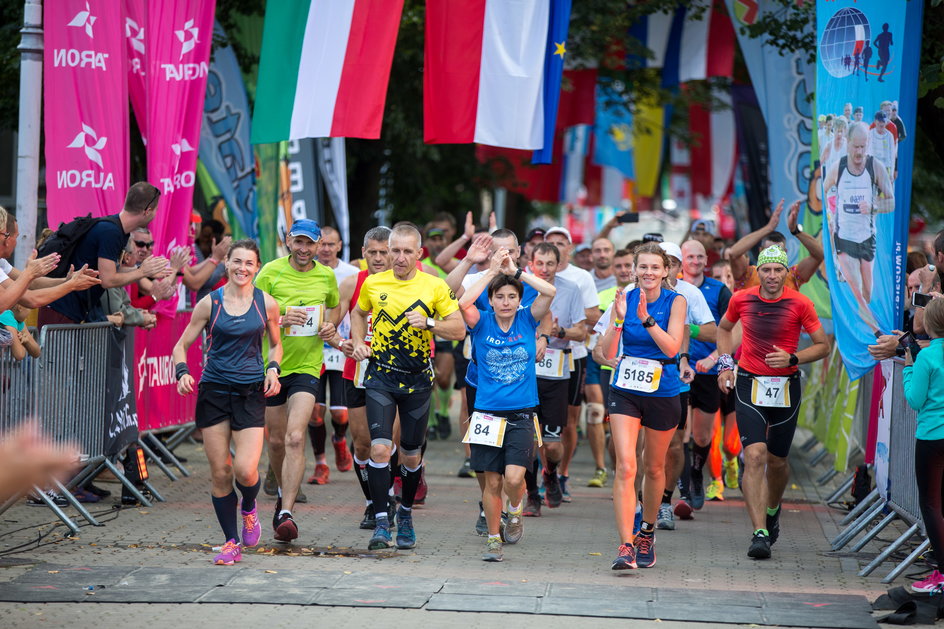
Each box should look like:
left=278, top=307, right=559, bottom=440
left=0, top=425, right=903, bottom=628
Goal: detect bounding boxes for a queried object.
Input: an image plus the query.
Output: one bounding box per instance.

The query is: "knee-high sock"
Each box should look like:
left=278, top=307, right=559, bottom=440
left=692, top=442, right=710, bottom=473
left=309, top=422, right=327, bottom=457
left=235, top=478, right=260, bottom=512
left=400, top=463, right=422, bottom=509
left=331, top=416, right=349, bottom=441
left=367, top=460, right=390, bottom=520
left=679, top=441, right=693, bottom=496
left=212, top=491, right=239, bottom=542
left=354, top=456, right=372, bottom=502
left=525, top=457, right=539, bottom=497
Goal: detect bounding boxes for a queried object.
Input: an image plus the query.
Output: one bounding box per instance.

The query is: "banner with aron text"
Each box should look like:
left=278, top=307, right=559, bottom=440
left=44, top=0, right=128, bottom=227
left=816, top=0, right=923, bottom=380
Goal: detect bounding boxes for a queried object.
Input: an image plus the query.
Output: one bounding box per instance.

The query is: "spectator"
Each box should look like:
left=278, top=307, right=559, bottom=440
left=189, top=217, right=230, bottom=302
left=0, top=422, right=79, bottom=503
left=522, top=228, right=546, bottom=265
left=908, top=250, right=929, bottom=275
left=0, top=304, right=40, bottom=360
left=573, top=243, right=593, bottom=271
left=711, top=259, right=735, bottom=293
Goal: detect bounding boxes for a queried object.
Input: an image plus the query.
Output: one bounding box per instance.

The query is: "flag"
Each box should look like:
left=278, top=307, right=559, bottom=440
left=594, top=79, right=634, bottom=179
left=678, top=1, right=735, bottom=82
left=251, top=0, right=405, bottom=142
left=628, top=9, right=675, bottom=69
left=424, top=0, right=552, bottom=149
left=532, top=0, right=572, bottom=164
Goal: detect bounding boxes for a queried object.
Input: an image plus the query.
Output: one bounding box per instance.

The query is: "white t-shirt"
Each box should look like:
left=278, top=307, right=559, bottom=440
left=0, top=258, right=12, bottom=284
left=331, top=260, right=359, bottom=285
left=594, top=280, right=712, bottom=335
left=557, top=263, right=599, bottom=359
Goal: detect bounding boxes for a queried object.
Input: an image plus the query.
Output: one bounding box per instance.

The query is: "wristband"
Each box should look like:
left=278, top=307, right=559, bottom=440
left=679, top=353, right=691, bottom=363
left=267, top=361, right=281, bottom=375
left=174, top=362, right=190, bottom=381
left=689, top=323, right=700, bottom=339
left=514, top=268, right=522, bottom=280
left=613, top=319, right=624, bottom=328
left=717, top=353, right=735, bottom=372
left=539, top=333, right=551, bottom=344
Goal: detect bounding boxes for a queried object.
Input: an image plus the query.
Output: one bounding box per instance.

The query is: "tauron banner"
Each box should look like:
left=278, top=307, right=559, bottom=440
left=200, top=21, right=258, bottom=241
left=105, top=327, right=139, bottom=457
left=146, top=0, right=216, bottom=312
left=816, top=0, right=923, bottom=380
left=44, top=0, right=128, bottom=227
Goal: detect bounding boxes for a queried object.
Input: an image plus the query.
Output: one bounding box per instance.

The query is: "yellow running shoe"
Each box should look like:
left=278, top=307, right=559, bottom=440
left=587, top=468, right=608, bottom=488
left=724, top=457, right=739, bottom=490
left=705, top=479, right=725, bottom=502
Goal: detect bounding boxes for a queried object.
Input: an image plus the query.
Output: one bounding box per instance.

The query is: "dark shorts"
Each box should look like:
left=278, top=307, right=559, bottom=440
left=434, top=339, right=454, bottom=361
left=720, top=387, right=736, bottom=416
left=265, top=372, right=319, bottom=407
left=465, top=383, right=477, bottom=417
left=365, top=386, right=432, bottom=453
left=606, top=386, right=680, bottom=432
left=600, top=368, right=613, bottom=414
left=733, top=370, right=802, bottom=458
left=537, top=377, right=569, bottom=442
left=316, top=370, right=347, bottom=407
left=453, top=342, right=469, bottom=390
left=196, top=381, right=266, bottom=431
left=343, top=377, right=366, bottom=410
left=677, top=390, right=689, bottom=431
left=689, top=373, right=721, bottom=414
left=469, top=408, right=537, bottom=473
left=568, top=356, right=587, bottom=406
left=834, top=233, right=876, bottom=262
left=585, top=354, right=601, bottom=386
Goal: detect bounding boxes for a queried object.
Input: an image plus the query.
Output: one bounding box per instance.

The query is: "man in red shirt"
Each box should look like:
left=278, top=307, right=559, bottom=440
left=716, top=246, right=829, bottom=560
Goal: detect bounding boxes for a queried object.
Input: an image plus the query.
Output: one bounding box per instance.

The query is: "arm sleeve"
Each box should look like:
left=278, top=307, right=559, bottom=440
left=903, top=360, right=930, bottom=412
left=800, top=298, right=822, bottom=334
left=434, top=279, right=460, bottom=318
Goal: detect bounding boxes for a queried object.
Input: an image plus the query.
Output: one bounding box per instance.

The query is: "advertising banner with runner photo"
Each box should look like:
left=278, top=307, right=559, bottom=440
left=815, top=0, right=923, bottom=380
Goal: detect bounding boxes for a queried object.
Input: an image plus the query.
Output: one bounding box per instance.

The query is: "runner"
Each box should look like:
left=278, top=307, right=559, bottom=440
left=422, top=222, right=458, bottom=441
left=597, top=242, right=687, bottom=570
left=350, top=224, right=465, bottom=550
left=308, top=225, right=359, bottom=484
left=255, top=219, right=340, bottom=542
left=459, top=247, right=556, bottom=561
left=716, top=246, right=829, bottom=559
left=172, top=239, right=283, bottom=565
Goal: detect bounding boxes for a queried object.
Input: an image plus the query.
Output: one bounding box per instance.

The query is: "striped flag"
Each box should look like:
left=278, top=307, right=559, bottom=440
left=678, top=1, right=735, bottom=82
left=251, top=0, right=404, bottom=143
left=532, top=0, right=573, bottom=164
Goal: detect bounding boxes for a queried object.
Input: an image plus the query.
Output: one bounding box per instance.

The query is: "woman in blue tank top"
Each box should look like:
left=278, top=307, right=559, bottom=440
left=597, top=242, right=687, bottom=571
left=173, top=240, right=283, bottom=566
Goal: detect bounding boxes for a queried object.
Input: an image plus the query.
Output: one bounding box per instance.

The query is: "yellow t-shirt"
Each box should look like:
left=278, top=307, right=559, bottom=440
left=356, top=269, right=459, bottom=392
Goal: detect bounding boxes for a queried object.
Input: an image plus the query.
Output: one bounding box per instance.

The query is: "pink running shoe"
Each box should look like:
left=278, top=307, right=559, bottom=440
left=912, top=570, right=944, bottom=593
left=213, top=539, right=242, bottom=565
left=241, top=507, right=262, bottom=547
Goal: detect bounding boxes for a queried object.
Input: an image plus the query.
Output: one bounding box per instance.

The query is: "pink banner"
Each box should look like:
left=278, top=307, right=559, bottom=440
left=135, top=310, right=203, bottom=432
left=44, top=0, right=129, bottom=227
left=124, top=0, right=148, bottom=143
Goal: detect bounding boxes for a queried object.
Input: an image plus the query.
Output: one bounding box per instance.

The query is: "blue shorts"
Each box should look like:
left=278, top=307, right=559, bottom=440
left=585, top=354, right=601, bottom=386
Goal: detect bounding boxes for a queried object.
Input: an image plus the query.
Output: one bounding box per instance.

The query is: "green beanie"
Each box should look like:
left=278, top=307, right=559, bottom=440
left=756, top=245, right=788, bottom=269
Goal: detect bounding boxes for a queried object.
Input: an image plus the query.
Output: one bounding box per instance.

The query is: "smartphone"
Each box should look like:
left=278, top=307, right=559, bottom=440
left=913, top=292, right=933, bottom=308
left=642, top=232, right=664, bottom=243
left=617, top=213, right=640, bottom=224
left=898, top=331, right=915, bottom=348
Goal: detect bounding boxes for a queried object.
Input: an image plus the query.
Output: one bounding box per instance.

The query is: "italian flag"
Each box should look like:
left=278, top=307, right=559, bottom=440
left=251, top=0, right=404, bottom=143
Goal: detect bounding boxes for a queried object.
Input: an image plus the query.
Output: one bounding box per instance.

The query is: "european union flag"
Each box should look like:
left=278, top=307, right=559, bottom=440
left=594, top=79, right=634, bottom=179
left=532, top=0, right=572, bottom=164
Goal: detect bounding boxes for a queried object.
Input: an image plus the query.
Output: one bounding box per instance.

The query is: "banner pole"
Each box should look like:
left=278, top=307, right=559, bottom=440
left=14, top=0, right=43, bottom=267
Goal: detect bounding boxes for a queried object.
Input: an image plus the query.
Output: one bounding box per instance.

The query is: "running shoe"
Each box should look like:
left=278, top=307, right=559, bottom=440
left=482, top=537, right=503, bottom=562
left=436, top=413, right=452, bottom=440
left=368, top=521, right=394, bottom=550
left=274, top=512, right=298, bottom=542
left=543, top=470, right=563, bottom=508
left=559, top=474, right=572, bottom=503
left=723, top=456, right=739, bottom=490
left=706, top=479, right=725, bottom=502
left=611, top=543, right=637, bottom=570
left=912, top=570, right=944, bottom=593
left=522, top=494, right=542, bottom=517
left=766, top=505, right=782, bottom=545
left=587, top=468, right=607, bottom=488
left=673, top=499, right=694, bottom=521
left=308, top=463, right=330, bottom=485
left=457, top=457, right=476, bottom=478
left=241, top=507, right=262, bottom=547
left=690, top=467, right=705, bottom=510
left=475, top=501, right=488, bottom=537
left=414, top=468, right=428, bottom=505
left=395, top=506, right=416, bottom=549
left=263, top=465, right=278, bottom=496
left=333, top=437, right=353, bottom=472
left=657, top=503, right=676, bottom=531
left=633, top=503, right=643, bottom=536
left=272, top=496, right=282, bottom=531
left=748, top=531, right=772, bottom=559
left=502, top=507, right=523, bottom=544
left=213, top=539, right=242, bottom=565
left=387, top=502, right=397, bottom=525
left=295, top=490, right=308, bottom=504
left=27, top=490, right=68, bottom=507
left=635, top=530, right=656, bottom=568
left=360, top=505, right=376, bottom=530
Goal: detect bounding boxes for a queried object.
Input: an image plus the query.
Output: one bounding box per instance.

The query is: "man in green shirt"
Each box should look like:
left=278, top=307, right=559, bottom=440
left=255, top=219, right=340, bottom=542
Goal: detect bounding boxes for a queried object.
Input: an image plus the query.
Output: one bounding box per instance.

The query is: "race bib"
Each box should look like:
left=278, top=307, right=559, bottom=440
left=323, top=346, right=344, bottom=371
left=535, top=348, right=566, bottom=378
left=751, top=376, right=790, bottom=408
left=462, top=412, right=506, bottom=448
left=285, top=305, right=324, bottom=337
left=533, top=414, right=543, bottom=448
left=463, top=335, right=472, bottom=360
left=354, top=359, right=370, bottom=389
left=615, top=356, right=663, bottom=393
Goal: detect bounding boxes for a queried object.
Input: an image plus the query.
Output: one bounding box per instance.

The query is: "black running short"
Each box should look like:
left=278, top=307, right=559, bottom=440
left=465, top=383, right=477, bottom=417
left=606, top=386, right=680, bottom=432
left=600, top=368, right=613, bottom=415
left=264, top=372, right=319, bottom=408
left=469, top=408, right=537, bottom=473
left=453, top=341, right=468, bottom=390
left=720, top=387, right=736, bottom=416
left=567, top=356, right=587, bottom=406
left=344, top=378, right=366, bottom=409
left=365, top=386, right=432, bottom=453
left=196, top=381, right=265, bottom=431
left=677, top=390, right=689, bottom=431
left=316, top=370, right=347, bottom=407
left=733, top=369, right=802, bottom=458
left=689, top=373, right=721, bottom=414
left=537, top=377, right=568, bottom=442
left=834, top=234, right=876, bottom=262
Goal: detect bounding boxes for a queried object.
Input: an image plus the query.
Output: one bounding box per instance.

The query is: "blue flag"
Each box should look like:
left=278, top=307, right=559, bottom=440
left=594, top=80, right=634, bottom=179
left=532, top=0, right=572, bottom=165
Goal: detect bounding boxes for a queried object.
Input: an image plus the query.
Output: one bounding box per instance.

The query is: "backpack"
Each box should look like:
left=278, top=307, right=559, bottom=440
left=37, top=214, right=122, bottom=277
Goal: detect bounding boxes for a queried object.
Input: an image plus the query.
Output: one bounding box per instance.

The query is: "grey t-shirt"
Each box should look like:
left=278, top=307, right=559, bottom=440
left=592, top=269, right=617, bottom=292
left=543, top=275, right=585, bottom=380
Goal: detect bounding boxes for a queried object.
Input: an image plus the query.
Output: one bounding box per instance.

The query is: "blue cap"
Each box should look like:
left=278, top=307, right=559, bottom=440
left=288, top=219, right=321, bottom=242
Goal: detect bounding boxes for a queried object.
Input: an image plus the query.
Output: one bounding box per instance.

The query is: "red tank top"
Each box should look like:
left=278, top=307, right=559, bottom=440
left=342, top=270, right=372, bottom=381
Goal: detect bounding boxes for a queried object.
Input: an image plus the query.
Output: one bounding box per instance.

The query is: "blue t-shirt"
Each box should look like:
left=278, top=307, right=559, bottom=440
left=0, top=310, right=24, bottom=331
left=688, top=276, right=732, bottom=374
left=469, top=308, right=539, bottom=411
left=50, top=216, right=126, bottom=323
left=615, top=287, right=681, bottom=397
left=466, top=284, right=538, bottom=388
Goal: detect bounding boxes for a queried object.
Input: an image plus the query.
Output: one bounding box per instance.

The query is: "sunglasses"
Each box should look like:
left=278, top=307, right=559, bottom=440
left=0, top=231, right=11, bottom=241
left=146, top=188, right=161, bottom=212
left=134, top=240, right=154, bottom=248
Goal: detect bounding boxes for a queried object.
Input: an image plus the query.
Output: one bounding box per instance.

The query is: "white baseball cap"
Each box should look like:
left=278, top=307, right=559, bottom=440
left=659, top=241, right=683, bottom=262
left=545, top=226, right=573, bottom=242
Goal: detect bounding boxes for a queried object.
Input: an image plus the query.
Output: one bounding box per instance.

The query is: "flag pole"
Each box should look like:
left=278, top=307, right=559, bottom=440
left=14, top=0, right=43, bottom=266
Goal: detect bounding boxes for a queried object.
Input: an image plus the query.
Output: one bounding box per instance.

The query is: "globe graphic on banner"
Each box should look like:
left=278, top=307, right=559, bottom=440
left=819, top=7, right=871, bottom=79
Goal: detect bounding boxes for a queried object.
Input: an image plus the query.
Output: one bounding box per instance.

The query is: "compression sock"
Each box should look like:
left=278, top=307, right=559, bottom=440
left=309, top=422, right=327, bottom=457
left=767, top=506, right=781, bottom=517
left=679, top=441, right=693, bottom=496
left=331, top=409, right=349, bottom=441
left=662, top=488, right=674, bottom=505
left=546, top=458, right=559, bottom=476
left=367, top=460, right=390, bottom=521
left=212, top=491, right=239, bottom=542
left=235, top=478, right=260, bottom=513
left=525, top=458, right=539, bottom=496
left=400, top=463, right=423, bottom=509
left=435, top=386, right=451, bottom=417
left=354, top=456, right=372, bottom=501
left=692, top=442, right=710, bottom=473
